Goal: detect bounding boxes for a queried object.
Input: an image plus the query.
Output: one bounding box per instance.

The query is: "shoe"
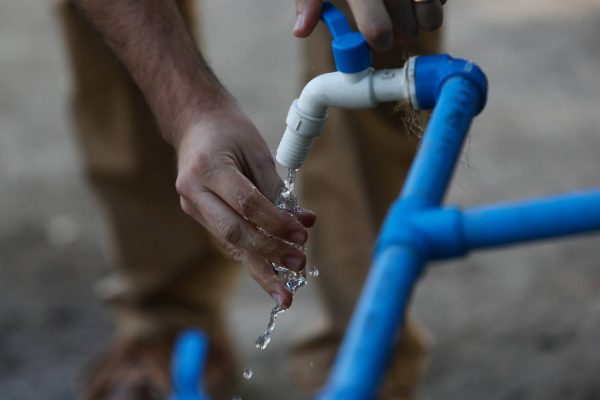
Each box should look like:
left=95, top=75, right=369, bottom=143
left=82, top=335, right=171, bottom=400
left=82, top=333, right=237, bottom=400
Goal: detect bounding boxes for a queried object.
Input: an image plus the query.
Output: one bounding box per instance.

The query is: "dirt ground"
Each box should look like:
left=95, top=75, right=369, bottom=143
left=1, top=1, right=599, bottom=399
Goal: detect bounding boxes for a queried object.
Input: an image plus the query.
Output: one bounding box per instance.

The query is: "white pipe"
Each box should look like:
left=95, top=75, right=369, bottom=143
left=276, top=64, right=414, bottom=170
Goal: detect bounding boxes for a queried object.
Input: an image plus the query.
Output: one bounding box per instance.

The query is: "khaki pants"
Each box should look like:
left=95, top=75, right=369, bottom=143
left=58, top=1, right=440, bottom=398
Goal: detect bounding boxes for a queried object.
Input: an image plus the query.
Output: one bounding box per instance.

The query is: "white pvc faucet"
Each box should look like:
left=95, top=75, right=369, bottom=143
left=276, top=57, right=418, bottom=170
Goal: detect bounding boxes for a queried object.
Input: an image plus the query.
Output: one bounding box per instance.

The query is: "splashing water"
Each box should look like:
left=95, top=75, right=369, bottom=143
left=254, top=168, right=318, bottom=350
left=274, top=168, right=301, bottom=214
left=272, top=169, right=307, bottom=292
left=255, top=305, right=285, bottom=350
left=242, top=368, right=253, bottom=380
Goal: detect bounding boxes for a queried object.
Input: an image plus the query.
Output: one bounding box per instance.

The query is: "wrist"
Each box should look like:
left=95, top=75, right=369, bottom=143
left=150, top=69, right=237, bottom=148
left=164, top=90, right=243, bottom=152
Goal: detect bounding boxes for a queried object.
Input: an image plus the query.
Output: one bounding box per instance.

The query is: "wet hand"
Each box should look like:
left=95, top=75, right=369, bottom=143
left=293, top=0, right=445, bottom=51
left=174, top=102, right=316, bottom=309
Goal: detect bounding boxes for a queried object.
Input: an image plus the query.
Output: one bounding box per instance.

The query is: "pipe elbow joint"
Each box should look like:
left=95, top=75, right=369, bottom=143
left=298, top=70, right=378, bottom=115
left=411, top=54, right=489, bottom=114
left=298, top=74, right=335, bottom=117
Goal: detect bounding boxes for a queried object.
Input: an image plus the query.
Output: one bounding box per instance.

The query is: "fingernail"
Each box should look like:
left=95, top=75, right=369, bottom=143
left=294, top=13, right=304, bottom=33
left=299, top=207, right=316, bottom=217
left=288, top=230, right=307, bottom=245
left=272, top=292, right=284, bottom=307
left=283, top=254, right=304, bottom=270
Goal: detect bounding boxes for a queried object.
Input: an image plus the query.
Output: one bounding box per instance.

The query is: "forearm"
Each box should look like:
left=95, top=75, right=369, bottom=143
left=74, top=1, right=315, bottom=308
left=75, top=0, right=231, bottom=145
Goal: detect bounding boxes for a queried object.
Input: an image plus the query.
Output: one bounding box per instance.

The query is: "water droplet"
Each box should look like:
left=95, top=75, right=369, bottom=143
left=309, top=361, right=314, bottom=368
left=283, top=270, right=307, bottom=293
left=275, top=169, right=301, bottom=214
left=242, top=368, right=253, bottom=380
left=255, top=333, right=271, bottom=350
left=255, top=305, right=284, bottom=350
left=308, top=265, right=320, bottom=278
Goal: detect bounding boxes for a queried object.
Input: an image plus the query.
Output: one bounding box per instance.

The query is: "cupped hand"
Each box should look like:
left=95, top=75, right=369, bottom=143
left=174, top=102, right=316, bottom=309
left=293, top=0, right=445, bottom=51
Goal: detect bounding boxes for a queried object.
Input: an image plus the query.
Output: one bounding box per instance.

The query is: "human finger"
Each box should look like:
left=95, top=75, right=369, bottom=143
left=245, top=154, right=317, bottom=228
left=384, top=0, right=419, bottom=44
left=245, top=253, right=293, bottom=309
left=244, top=151, right=287, bottom=206
left=179, top=193, right=307, bottom=271
left=412, top=0, right=444, bottom=31
left=293, top=0, right=323, bottom=37
left=347, top=0, right=394, bottom=51
left=207, top=165, right=308, bottom=246
left=297, top=207, right=317, bottom=228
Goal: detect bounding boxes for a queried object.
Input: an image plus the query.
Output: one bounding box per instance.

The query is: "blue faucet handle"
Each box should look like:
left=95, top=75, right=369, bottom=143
left=320, top=2, right=372, bottom=73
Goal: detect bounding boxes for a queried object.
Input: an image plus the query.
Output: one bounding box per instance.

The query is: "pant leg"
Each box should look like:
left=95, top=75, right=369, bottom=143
left=56, top=0, right=238, bottom=348
left=298, top=3, right=443, bottom=398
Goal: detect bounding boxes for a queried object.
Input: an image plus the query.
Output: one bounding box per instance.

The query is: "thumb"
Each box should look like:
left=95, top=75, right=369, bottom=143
left=293, top=0, right=323, bottom=38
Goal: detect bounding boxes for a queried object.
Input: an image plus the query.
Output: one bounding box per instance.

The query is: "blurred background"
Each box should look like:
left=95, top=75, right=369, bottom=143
left=1, top=0, right=600, bottom=399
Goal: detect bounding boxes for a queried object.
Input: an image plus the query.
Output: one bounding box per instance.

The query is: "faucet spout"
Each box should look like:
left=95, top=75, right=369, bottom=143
left=276, top=65, right=412, bottom=170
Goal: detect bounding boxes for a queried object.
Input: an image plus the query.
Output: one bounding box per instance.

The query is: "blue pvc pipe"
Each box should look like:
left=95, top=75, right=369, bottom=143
left=463, top=189, right=600, bottom=250
left=170, top=329, right=210, bottom=400
left=401, top=77, right=482, bottom=208
left=318, top=246, right=423, bottom=400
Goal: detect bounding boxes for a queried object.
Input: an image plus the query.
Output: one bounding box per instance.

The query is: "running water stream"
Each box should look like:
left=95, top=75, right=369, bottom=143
left=254, top=168, right=319, bottom=351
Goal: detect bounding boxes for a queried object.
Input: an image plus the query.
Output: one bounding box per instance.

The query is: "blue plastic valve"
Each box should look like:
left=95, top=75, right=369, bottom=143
left=321, top=2, right=372, bottom=73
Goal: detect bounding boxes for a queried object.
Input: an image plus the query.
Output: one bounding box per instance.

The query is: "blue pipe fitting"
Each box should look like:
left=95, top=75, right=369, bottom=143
left=375, top=200, right=468, bottom=262
left=321, top=2, right=372, bottom=73
left=414, top=54, right=488, bottom=114
left=374, top=199, right=428, bottom=258
left=170, top=329, right=210, bottom=400
left=412, top=207, right=468, bottom=260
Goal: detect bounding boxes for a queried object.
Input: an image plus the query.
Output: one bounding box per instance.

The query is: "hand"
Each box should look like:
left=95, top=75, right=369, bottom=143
left=174, top=102, right=316, bottom=309
left=75, top=0, right=316, bottom=308
left=293, top=0, right=445, bottom=51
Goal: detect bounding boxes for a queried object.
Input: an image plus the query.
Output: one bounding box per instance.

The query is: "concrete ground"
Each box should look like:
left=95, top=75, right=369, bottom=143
left=1, top=0, right=600, bottom=399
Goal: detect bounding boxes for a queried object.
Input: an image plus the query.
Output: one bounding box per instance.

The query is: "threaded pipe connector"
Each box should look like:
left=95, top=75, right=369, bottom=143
left=276, top=100, right=328, bottom=169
